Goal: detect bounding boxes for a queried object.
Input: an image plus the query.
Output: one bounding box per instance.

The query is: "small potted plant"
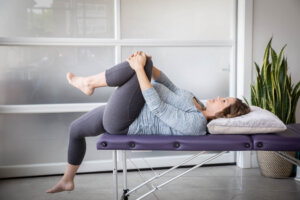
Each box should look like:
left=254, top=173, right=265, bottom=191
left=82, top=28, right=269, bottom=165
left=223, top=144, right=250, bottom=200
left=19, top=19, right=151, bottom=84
left=243, top=37, right=300, bottom=178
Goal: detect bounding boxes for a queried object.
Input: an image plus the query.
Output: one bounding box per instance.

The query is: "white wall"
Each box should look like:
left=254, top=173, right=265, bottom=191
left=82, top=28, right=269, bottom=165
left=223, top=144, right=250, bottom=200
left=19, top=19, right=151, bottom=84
left=252, top=0, right=300, bottom=123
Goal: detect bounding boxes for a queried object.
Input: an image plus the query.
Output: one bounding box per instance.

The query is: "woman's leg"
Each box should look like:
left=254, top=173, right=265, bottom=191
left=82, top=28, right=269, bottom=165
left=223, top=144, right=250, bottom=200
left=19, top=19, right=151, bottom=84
left=46, top=105, right=106, bottom=193
left=103, top=58, right=153, bottom=134
left=66, top=59, right=139, bottom=96
left=67, top=58, right=153, bottom=134
left=47, top=58, right=152, bottom=193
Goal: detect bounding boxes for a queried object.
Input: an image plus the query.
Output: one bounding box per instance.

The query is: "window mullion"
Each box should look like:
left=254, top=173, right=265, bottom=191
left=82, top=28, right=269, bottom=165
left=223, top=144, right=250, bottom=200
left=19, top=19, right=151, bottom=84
left=0, top=37, right=234, bottom=47
left=0, top=103, right=106, bottom=114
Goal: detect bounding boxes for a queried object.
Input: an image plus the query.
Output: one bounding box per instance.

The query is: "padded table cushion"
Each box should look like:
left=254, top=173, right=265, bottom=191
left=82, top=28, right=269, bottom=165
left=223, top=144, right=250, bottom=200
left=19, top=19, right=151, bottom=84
left=252, top=124, right=300, bottom=151
left=97, top=124, right=300, bottom=151
left=97, top=134, right=253, bottom=151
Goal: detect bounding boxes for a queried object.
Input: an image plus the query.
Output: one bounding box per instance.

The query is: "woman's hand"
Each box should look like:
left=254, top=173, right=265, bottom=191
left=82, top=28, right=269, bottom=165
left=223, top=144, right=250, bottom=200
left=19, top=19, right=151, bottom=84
left=128, top=52, right=152, bottom=60
left=126, top=51, right=150, bottom=71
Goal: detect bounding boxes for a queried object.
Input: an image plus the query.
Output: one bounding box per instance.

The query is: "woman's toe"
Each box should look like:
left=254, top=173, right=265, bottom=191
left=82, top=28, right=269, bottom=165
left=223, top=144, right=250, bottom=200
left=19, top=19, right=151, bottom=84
left=66, top=72, right=74, bottom=83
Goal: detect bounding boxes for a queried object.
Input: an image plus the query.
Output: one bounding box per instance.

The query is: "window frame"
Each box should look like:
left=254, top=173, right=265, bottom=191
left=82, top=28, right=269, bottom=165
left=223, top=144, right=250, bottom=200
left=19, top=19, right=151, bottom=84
left=0, top=0, right=238, bottom=114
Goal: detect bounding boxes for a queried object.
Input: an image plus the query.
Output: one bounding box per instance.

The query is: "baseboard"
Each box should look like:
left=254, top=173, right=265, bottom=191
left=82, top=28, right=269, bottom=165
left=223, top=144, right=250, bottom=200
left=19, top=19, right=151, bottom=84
left=251, top=151, right=259, bottom=168
left=0, top=151, right=235, bottom=178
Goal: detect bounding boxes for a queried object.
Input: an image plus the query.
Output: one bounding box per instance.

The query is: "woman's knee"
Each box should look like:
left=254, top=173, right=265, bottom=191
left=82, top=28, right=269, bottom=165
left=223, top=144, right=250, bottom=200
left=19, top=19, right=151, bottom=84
left=69, top=120, right=82, bottom=139
left=105, top=61, right=135, bottom=87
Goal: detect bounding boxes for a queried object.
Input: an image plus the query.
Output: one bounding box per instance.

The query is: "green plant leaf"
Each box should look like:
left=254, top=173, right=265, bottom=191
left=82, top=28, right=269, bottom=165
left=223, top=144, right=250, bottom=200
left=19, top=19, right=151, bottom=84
left=286, top=73, right=292, bottom=91
left=255, top=62, right=260, bottom=75
left=260, top=65, right=264, bottom=84
left=257, top=76, right=263, bottom=107
left=275, top=80, right=282, bottom=120
left=282, top=89, right=290, bottom=123
left=243, top=96, right=249, bottom=106
left=278, top=58, right=287, bottom=93
left=290, top=89, right=299, bottom=124
left=291, top=82, right=300, bottom=109
left=270, top=72, right=276, bottom=111
left=265, top=63, right=272, bottom=103
left=271, top=47, right=277, bottom=72
left=251, top=85, right=257, bottom=106
left=283, top=90, right=292, bottom=124
left=263, top=82, right=268, bottom=109
left=292, top=81, right=300, bottom=98
left=275, top=44, right=287, bottom=79
left=263, top=37, right=272, bottom=68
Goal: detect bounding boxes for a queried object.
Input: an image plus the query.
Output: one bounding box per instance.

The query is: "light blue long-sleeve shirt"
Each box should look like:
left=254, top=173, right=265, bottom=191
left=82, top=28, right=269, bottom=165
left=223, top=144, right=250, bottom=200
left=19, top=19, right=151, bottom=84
left=127, top=71, right=207, bottom=136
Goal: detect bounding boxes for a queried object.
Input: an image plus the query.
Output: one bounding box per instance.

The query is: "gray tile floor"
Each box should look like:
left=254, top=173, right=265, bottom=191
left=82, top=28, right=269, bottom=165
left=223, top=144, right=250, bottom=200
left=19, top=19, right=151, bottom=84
left=1, top=165, right=300, bottom=200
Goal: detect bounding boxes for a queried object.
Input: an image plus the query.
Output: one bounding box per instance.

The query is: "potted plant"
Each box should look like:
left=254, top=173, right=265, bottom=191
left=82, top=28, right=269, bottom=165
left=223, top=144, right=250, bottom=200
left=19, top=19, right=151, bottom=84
left=243, top=37, right=300, bottom=178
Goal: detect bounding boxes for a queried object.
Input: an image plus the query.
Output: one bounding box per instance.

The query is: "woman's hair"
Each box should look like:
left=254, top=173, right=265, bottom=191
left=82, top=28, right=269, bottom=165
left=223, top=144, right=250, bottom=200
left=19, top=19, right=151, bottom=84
left=209, top=98, right=251, bottom=122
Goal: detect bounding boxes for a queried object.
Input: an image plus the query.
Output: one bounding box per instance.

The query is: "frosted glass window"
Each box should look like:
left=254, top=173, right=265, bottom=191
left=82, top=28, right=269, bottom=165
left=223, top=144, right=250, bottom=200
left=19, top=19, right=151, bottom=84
left=122, top=47, right=230, bottom=99
left=0, top=112, right=111, bottom=165
left=0, top=0, right=236, bottom=176
left=0, top=0, right=114, bottom=38
left=0, top=46, right=115, bottom=104
left=121, top=0, right=233, bottom=40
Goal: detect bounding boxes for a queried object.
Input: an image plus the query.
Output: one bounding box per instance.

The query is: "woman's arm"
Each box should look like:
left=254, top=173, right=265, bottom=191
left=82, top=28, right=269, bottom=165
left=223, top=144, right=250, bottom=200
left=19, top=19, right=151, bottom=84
left=152, top=66, right=181, bottom=94
left=142, top=86, right=206, bottom=134
left=151, top=66, right=161, bottom=81
left=127, top=51, right=180, bottom=95
left=126, top=51, right=152, bottom=92
left=135, top=68, right=152, bottom=91
left=127, top=52, right=206, bottom=134
left=128, top=52, right=179, bottom=93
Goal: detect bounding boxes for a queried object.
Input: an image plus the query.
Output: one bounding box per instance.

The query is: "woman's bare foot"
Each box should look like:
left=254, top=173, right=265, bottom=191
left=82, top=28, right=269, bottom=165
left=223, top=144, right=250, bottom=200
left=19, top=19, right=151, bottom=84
left=46, top=178, right=74, bottom=193
left=66, top=72, right=94, bottom=96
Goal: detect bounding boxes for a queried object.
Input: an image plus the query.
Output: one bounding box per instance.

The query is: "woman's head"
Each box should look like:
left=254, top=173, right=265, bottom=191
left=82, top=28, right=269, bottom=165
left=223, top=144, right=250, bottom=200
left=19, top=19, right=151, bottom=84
left=204, top=96, right=250, bottom=122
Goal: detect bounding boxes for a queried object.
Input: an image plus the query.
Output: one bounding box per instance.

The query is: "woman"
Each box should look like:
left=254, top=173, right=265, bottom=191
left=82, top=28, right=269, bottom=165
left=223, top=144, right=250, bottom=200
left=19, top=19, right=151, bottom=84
left=46, top=51, right=250, bottom=193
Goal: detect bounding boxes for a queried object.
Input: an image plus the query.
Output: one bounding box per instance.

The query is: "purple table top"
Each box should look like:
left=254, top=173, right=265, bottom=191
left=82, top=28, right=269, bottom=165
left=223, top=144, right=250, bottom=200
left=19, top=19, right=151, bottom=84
left=252, top=124, right=300, bottom=151
left=97, top=124, right=300, bottom=151
left=97, top=134, right=253, bottom=151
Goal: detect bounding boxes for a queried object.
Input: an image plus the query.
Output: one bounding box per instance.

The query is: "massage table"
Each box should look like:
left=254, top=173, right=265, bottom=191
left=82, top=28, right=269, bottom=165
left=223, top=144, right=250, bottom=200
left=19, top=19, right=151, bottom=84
left=97, top=124, right=300, bottom=200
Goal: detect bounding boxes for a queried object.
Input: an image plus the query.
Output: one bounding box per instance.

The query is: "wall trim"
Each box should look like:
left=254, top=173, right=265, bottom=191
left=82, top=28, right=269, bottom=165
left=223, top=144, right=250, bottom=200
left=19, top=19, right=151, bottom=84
left=0, top=103, right=105, bottom=114
left=236, top=0, right=254, bottom=168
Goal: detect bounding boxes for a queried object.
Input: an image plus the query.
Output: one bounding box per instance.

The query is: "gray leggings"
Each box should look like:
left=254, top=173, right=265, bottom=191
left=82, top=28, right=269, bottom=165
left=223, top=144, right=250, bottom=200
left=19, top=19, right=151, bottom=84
left=68, top=58, right=153, bottom=165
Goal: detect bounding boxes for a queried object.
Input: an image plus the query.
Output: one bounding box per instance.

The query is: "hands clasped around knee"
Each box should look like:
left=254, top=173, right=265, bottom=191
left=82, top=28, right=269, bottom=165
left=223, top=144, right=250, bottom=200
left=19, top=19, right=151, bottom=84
left=126, top=51, right=152, bottom=71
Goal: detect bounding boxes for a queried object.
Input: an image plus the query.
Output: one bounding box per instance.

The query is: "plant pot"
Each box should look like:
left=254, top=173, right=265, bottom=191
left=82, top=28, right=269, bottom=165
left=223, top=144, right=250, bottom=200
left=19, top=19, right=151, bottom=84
left=257, top=151, right=296, bottom=178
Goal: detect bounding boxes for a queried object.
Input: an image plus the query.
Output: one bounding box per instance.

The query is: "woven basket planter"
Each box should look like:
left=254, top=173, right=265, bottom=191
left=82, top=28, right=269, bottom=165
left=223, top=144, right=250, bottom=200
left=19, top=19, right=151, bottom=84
left=257, top=151, right=296, bottom=178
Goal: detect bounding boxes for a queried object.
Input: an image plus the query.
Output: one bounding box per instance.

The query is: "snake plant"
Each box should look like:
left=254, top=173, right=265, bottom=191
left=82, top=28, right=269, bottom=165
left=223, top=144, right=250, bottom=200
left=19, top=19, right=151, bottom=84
left=243, top=37, right=300, bottom=124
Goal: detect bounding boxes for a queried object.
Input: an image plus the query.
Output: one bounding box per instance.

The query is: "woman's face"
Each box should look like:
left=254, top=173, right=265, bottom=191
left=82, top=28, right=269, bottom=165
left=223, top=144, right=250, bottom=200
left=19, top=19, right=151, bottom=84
left=206, top=96, right=236, bottom=116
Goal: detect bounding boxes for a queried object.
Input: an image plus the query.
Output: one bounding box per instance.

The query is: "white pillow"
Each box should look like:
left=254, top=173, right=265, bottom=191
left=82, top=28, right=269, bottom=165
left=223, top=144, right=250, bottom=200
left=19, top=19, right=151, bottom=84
left=207, top=106, right=287, bottom=134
